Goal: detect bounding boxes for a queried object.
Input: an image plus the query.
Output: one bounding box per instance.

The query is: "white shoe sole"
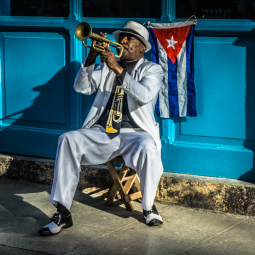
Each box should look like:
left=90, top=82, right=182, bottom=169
left=144, top=213, right=163, bottom=226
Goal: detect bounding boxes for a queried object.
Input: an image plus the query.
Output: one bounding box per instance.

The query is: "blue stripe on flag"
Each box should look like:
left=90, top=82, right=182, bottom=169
left=168, top=57, right=179, bottom=118
left=148, top=28, right=160, bottom=117
left=148, top=28, right=159, bottom=64
left=185, top=25, right=197, bottom=117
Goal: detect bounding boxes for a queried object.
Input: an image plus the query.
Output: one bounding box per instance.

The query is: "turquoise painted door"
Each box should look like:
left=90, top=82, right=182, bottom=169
left=0, top=1, right=160, bottom=159
left=0, top=31, right=74, bottom=157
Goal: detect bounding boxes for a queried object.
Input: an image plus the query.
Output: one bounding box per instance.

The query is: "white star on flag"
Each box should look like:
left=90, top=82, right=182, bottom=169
left=166, top=36, right=178, bottom=50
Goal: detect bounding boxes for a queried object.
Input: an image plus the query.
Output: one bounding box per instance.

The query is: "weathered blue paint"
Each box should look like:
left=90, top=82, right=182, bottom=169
left=4, top=32, right=66, bottom=124
left=161, top=143, right=254, bottom=180
left=0, top=0, right=254, bottom=180
left=161, top=0, right=175, bottom=22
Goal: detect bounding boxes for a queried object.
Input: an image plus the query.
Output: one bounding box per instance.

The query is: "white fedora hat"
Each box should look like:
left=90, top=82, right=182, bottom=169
left=113, top=21, right=151, bottom=52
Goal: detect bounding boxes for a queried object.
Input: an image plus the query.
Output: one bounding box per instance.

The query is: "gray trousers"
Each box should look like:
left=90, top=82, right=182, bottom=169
left=50, top=127, right=163, bottom=211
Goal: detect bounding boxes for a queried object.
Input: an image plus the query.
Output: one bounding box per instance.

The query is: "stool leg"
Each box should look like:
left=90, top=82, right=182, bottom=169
left=105, top=182, right=119, bottom=205
left=105, top=162, right=134, bottom=211
left=116, top=166, right=128, bottom=200
left=123, top=169, right=142, bottom=202
left=102, top=165, right=128, bottom=200
left=130, top=169, right=142, bottom=194
left=123, top=175, right=136, bottom=195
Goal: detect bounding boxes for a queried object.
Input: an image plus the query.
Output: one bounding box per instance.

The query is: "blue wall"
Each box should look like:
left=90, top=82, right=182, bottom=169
left=162, top=33, right=255, bottom=181
left=0, top=0, right=255, bottom=181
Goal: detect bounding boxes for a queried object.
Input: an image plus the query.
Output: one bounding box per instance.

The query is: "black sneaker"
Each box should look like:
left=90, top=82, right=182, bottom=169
left=143, top=204, right=163, bottom=226
left=38, top=212, right=73, bottom=236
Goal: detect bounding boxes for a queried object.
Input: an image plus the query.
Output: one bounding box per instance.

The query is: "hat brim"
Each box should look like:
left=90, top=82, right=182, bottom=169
left=113, top=30, right=151, bottom=52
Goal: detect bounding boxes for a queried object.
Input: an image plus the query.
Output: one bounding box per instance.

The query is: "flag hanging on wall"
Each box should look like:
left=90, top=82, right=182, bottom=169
left=148, top=21, right=197, bottom=118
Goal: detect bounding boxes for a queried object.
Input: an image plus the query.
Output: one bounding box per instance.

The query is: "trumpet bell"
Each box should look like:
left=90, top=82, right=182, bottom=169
left=75, top=22, right=92, bottom=41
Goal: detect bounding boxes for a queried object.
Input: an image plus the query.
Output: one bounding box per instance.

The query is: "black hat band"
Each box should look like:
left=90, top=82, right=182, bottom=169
left=120, top=28, right=145, bottom=39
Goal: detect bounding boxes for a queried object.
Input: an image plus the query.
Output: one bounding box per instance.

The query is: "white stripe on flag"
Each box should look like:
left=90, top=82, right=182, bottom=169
left=177, top=40, right=188, bottom=117
left=157, top=39, right=170, bottom=118
left=148, top=21, right=195, bottom=29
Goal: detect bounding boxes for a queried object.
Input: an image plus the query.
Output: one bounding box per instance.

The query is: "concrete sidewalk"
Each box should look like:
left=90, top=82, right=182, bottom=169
left=0, top=178, right=255, bottom=255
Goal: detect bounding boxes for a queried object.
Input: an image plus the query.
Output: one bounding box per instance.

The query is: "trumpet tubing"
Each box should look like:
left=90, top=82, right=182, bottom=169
left=75, top=22, right=123, bottom=58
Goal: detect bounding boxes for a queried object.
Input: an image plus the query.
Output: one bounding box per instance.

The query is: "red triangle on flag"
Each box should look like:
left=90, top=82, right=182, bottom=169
left=152, top=25, right=191, bottom=64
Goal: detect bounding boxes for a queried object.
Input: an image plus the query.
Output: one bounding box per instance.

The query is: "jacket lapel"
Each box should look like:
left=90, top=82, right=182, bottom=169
left=130, top=58, right=145, bottom=79
left=127, top=58, right=145, bottom=109
left=103, top=58, right=145, bottom=108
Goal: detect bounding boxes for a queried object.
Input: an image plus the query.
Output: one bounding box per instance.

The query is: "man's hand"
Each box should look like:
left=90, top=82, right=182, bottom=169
left=100, top=46, right=123, bottom=77
left=87, top=32, right=107, bottom=63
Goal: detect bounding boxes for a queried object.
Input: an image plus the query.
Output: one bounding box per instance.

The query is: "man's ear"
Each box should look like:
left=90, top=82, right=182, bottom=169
left=140, top=43, right=146, bottom=53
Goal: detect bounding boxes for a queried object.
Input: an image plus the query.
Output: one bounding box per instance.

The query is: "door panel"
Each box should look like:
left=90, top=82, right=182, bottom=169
left=4, top=33, right=66, bottom=125
left=162, top=35, right=255, bottom=181
left=0, top=31, right=71, bottom=158
left=182, top=37, right=248, bottom=140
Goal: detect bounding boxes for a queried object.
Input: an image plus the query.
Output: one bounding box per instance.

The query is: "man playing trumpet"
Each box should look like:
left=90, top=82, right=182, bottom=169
left=39, top=21, right=164, bottom=235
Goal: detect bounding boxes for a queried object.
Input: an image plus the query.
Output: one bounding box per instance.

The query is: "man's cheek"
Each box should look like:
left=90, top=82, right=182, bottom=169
left=129, top=45, right=137, bottom=52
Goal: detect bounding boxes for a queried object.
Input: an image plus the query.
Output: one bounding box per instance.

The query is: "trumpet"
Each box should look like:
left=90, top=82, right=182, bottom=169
left=75, top=22, right=123, bottom=58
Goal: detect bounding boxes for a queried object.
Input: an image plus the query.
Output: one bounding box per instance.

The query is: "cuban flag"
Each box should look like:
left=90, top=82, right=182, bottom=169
left=148, top=21, right=197, bottom=118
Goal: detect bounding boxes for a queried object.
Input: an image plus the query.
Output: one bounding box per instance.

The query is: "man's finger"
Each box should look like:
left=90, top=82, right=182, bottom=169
left=104, top=45, right=112, bottom=52
left=100, top=51, right=107, bottom=57
left=99, top=32, right=107, bottom=37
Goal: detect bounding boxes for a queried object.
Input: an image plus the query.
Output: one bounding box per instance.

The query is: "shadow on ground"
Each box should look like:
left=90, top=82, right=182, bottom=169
left=1, top=178, right=255, bottom=255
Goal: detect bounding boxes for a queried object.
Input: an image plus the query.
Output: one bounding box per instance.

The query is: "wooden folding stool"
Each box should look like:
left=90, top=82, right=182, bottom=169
left=102, top=156, right=142, bottom=211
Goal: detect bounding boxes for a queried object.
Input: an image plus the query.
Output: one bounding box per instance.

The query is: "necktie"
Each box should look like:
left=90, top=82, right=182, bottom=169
left=105, top=64, right=126, bottom=139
